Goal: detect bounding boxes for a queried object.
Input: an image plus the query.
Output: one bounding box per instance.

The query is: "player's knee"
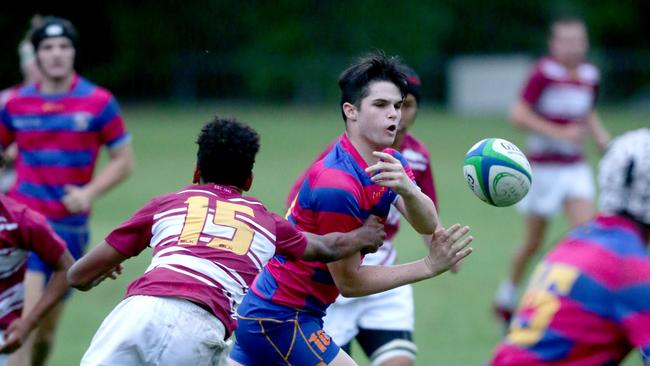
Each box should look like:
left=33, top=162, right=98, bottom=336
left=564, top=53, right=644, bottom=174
left=369, top=339, right=416, bottom=366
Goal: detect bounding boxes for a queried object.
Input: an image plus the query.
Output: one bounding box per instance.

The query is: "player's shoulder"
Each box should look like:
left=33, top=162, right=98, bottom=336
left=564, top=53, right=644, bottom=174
left=536, top=57, right=599, bottom=84
left=306, top=159, right=363, bottom=197
left=0, top=84, right=22, bottom=108
left=535, top=57, right=566, bottom=80
left=576, top=62, right=599, bottom=84
left=0, top=195, right=48, bottom=228
left=75, top=76, right=115, bottom=102
left=3, top=83, right=38, bottom=105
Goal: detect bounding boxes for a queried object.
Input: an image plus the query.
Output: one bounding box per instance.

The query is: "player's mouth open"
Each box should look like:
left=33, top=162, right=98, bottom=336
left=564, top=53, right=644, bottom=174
left=387, top=125, right=397, bottom=132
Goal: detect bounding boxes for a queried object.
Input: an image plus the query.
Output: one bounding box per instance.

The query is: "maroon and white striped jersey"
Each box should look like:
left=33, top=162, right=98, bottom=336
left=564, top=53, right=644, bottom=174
left=105, top=184, right=308, bottom=337
left=0, top=195, right=66, bottom=329
left=521, top=57, right=599, bottom=163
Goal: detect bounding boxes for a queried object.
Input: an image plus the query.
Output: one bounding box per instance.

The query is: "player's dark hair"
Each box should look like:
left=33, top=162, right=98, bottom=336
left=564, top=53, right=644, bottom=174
left=400, top=64, right=422, bottom=104
left=338, top=51, right=408, bottom=122
left=196, top=117, right=260, bottom=188
left=31, top=16, right=78, bottom=50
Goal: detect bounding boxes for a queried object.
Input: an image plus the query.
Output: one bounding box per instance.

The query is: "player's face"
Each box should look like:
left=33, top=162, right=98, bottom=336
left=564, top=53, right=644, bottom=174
left=549, top=23, right=588, bottom=68
left=393, top=93, right=418, bottom=148
left=36, top=37, right=75, bottom=80
left=355, top=81, right=403, bottom=150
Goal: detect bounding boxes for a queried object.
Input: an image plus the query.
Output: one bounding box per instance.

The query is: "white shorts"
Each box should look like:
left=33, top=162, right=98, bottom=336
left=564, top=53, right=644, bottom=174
left=81, top=295, right=228, bottom=366
left=323, top=284, right=414, bottom=346
left=517, top=162, right=595, bottom=217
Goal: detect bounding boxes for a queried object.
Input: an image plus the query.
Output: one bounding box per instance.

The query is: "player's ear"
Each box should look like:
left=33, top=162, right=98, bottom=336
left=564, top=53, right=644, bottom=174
left=192, top=163, right=201, bottom=184
left=342, top=102, right=357, bottom=122
left=242, top=171, right=253, bottom=192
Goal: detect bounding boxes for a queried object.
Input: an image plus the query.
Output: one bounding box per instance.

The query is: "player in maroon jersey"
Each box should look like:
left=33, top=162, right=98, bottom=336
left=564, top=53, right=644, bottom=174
left=494, top=17, right=611, bottom=327
left=0, top=155, right=73, bottom=365
left=68, top=117, right=386, bottom=366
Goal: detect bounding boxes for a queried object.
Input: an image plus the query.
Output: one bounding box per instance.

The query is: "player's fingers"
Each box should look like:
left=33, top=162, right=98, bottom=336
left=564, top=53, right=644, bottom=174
left=370, top=171, right=401, bottom=182
left=365, top=161, right=395, bottom=174
left=451, top=236, right=474, bottom=253
left=448, top=225, right=471, bottom=243
left=372, top=151, right=399, bottom=163
left=438, top=224, right=460, bottom=241
left=454, top=246, right=473, bottom=262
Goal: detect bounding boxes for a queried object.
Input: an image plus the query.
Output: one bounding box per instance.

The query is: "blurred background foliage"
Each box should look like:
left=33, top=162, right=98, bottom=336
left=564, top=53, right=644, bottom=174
left=1, top=0, right=649, bottom=104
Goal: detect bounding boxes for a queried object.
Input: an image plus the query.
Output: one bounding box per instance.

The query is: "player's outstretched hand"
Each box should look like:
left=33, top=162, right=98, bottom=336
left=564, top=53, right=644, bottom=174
left=356, top=215, right=386, bottom=255
left=424, top=224, right=473, bottom=277
left=89, top=264, right=124, bottom=289
left=0, top=318, right=32, bottom=354
left=366, top=151, right=415, bottom=197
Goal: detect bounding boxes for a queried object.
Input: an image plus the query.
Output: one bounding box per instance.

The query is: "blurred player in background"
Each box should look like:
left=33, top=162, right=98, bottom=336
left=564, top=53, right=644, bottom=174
left=229, top=52, right=473, bottom=366
left=489, top=128, right=650, bottom=366
left=285, top=65, right=438, bottom=366
left=0, top=16, right=134, bottom=365
left=0, top=14, right=44, bottom=193
left=0, top=155, right=73, bottom=365
left=68, top=117, right=386, bottom=366
left=494, top=17, right=611, bottom=326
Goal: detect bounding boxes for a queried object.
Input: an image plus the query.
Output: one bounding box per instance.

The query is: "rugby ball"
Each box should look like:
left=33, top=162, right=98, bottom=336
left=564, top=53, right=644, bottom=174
left=463, top=138, right=532, bottom=207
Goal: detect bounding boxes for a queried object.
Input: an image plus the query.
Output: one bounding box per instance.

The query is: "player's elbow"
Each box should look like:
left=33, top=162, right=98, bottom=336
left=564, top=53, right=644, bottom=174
left=66, top=266, right=92, bottom=291
left=122, top=154, right=136, bottom=177
left=302, top=245, right=338, bottom=263
left=337, top=283, right=368, bottom=297
left=334, top=275, right=369, bottom=297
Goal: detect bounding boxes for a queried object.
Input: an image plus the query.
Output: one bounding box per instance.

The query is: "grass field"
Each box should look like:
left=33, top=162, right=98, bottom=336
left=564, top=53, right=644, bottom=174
left=48, top=103, right=647, bottom=365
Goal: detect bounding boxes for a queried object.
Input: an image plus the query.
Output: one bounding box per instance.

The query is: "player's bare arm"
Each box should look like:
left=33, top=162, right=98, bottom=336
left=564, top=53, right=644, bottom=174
left=302, top=215, right=386, bottom=262
left=366, top=151, right=437, bottom=234
left=585, top=111, right=610, bottom=152
left=327, top=224, right=472, bottom=297
left=67, top=241, right=127, bottom=291
left=0, top=250, right=73, bottom=354
left=510, top=100, right=586, bottom=143
left=62, top=142, right=135, bottom=213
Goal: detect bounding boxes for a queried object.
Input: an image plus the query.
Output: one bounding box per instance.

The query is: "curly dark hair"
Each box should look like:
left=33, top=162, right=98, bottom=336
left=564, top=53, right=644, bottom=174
left=338, top=51, right=408, bottom=122
left=196, top=117, right=260, bottom=188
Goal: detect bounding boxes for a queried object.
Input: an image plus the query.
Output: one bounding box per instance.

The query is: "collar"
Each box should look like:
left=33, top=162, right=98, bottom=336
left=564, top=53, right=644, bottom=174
left=339, top=132, right=369, bottom=169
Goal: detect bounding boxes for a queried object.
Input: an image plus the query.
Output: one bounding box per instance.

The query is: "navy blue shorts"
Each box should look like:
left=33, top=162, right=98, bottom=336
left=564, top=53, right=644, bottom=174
left=230, top=292, right=340, bottom=366
left=28, top=223, right=88, bottom=282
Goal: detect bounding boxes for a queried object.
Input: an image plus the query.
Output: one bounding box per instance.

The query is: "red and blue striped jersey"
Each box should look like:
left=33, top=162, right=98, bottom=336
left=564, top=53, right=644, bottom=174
left=0, top=75, right=130, bottom=226
left=490, top=214, right=650, bottom=366
left=251, top=133, right=414, bottom=315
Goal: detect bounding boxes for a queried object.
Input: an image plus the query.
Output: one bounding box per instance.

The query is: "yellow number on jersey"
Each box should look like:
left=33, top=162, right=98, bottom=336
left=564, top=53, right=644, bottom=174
left=178, top=196, right=255, bottom=255
left=508, top=263, right=579, bottom=346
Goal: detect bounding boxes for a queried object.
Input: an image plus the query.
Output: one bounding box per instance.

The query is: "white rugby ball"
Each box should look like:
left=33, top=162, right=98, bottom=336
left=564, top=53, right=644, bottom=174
left=463, top=138, right=532, bottom=207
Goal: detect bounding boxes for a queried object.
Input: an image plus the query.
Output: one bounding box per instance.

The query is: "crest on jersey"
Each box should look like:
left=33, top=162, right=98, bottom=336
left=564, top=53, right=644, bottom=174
left=73, top=112, right=92, bottom=131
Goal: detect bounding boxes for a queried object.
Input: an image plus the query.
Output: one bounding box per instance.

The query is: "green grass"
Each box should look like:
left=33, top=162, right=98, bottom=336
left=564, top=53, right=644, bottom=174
left=49, top=103, right=648, bottom=365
